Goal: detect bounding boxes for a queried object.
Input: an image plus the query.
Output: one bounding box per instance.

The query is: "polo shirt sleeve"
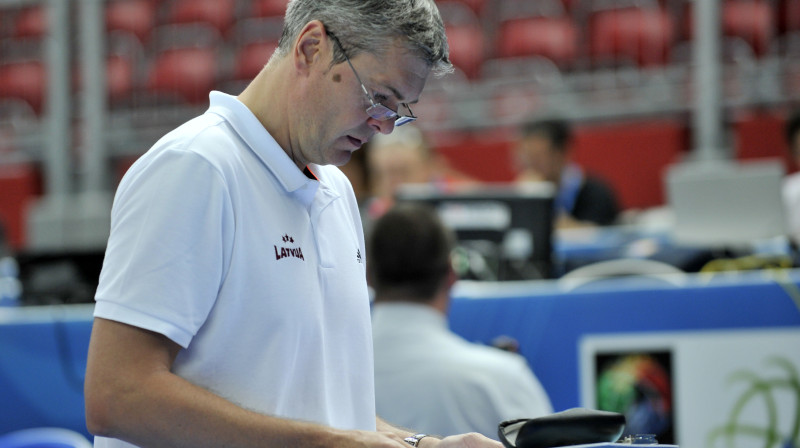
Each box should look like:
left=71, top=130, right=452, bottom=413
left=94, top=147, right=233, bottom=348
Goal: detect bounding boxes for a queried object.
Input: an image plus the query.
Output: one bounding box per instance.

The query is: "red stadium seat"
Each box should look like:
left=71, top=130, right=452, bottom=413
left=780, top=0, right=800, bottom=34
left=435, top=0, right=490, bottom=16
left=683, top=0, right=775, bottom=58
left=496, top=16, right=579, bottom=68
left=11, top=6, right=46, bottom=39
left=445, top=23, right=486, bottom=79
left=0, top=60, right=46, bottom=114
left=71, top=54, right=137, bottom=106
left=233, top=40, right=278, bottom=81
left=165, top=0, right=236, bottom=36
left=146, top=46, right=217, bottom=105
left=590, top=7, right=675, bottom=68
left=106, top=54, right=136, bottom=103
left=106, top=0, right=158, bottom=44
left=227, top=16, right=283, bottom=88
left=733, top=110, right=795, bottom=172
left=251, top=0, right=290, bottom=18
left=722, top=0, right=774, bottom=57
left=438, top=1, right=486, bottom=79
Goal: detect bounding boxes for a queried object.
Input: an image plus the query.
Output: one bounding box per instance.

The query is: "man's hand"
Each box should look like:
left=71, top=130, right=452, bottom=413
left=336, top=430, right=414, bottom=447
left=427, top=433, right=504, bottom=448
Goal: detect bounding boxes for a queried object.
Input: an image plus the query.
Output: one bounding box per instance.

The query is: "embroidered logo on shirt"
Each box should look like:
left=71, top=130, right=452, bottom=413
left=356, top=249, right=363, bottom=264
left=274, top=234, right=304, bottom=261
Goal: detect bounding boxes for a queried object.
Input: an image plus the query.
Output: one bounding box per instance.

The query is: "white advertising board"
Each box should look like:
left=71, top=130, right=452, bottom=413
left=580, top=328, right=800, bottom=448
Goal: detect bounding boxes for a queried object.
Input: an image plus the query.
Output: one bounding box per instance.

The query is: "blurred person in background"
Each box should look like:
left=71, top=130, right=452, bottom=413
left=365, top=124, right=477, bottom=220
left=339, top=143, right=371, bottom=206
left=513, top=117, right=620, bottom=228
left=83, top=0, right=502, bottom=447
left=783, top=109, right=800, bottom=243
left=369, top=202, right=553, bottom=440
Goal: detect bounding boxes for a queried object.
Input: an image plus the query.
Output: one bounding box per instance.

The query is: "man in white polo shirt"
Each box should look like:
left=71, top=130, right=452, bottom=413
left=370, top=203, right=553, bottom=439
left=83, top=1, right=503, bottom=447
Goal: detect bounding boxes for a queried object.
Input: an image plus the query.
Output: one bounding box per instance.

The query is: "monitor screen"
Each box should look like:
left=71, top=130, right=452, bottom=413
left=15, top=249, right=105, bottom=305
left=665, top=159, right=787, bottom=247
left=395, top=182, right=555, bottom=280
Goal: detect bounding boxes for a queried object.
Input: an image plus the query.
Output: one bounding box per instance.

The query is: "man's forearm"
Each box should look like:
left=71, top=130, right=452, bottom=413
left=87, top=354, right=348, bottom=447
left=85, top=318, right=362, bottom=448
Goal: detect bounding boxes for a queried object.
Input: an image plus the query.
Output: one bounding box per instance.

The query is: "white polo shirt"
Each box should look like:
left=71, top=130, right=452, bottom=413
left=372, top=302, right=553, bottom=439
left=94, top=92, right=375, bottom=447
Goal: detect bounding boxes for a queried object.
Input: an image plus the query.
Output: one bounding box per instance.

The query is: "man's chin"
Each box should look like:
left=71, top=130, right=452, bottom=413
left=329, top=149, right=353, bottom=167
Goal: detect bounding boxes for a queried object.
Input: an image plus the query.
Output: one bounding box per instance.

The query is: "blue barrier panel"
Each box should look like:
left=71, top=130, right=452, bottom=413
left=448, top=270, right=800, bottom=412
left=0, top=305, right=94, bottom=439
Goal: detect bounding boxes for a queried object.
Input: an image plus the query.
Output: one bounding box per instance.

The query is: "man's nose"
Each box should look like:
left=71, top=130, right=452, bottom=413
left=369, top=117, right=396, bottom=135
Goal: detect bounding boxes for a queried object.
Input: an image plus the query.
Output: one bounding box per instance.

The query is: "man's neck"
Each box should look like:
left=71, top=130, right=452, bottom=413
left=374, top=290, right=449, bottom=315
left=238, top=59, right=296, bottom=167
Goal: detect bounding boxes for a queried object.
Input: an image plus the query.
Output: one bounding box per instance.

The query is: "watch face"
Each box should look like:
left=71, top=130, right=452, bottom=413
left=404, top=434, right=427, bottom=446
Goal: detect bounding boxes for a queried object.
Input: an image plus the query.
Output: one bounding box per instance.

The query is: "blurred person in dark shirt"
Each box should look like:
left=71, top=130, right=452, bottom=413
left=513, top=117, right=620, bottom=228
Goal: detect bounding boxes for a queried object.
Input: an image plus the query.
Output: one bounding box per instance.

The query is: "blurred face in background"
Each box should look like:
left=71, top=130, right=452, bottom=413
left=368, top=140, right=432, bottom=200
left=514, top=134, right=566, bottom=185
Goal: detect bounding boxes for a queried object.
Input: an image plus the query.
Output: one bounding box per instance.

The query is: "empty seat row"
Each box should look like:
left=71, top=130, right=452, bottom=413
left=0, top=31, right=278, bottom=114
left=0, top=0, right=796, bottom=113
left=0, top=0, right=290, bottom=41
left=0, top=0, right=793, bottom=82
left=444, top=0, right=789, bottom=78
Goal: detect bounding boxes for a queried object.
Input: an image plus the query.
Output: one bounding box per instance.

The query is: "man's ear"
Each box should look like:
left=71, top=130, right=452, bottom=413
left=292, top=20, right=328, bottom=75
left=445, top=264, right=458, bottom=289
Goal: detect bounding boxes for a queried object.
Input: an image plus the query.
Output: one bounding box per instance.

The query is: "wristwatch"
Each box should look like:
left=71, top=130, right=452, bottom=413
left=404, top=434, right=429, bottom=446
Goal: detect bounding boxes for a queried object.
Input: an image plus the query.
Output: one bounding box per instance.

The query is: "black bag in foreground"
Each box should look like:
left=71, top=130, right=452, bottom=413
left=498, top=408, right=626, bottom=448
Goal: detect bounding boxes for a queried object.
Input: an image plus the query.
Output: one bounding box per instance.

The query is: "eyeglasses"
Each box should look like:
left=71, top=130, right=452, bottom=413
left=328, top=32, right=417, bottom=127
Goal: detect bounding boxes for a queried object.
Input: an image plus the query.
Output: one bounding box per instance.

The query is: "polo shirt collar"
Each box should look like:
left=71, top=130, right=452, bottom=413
left=206, top=91, right=315, bottom=195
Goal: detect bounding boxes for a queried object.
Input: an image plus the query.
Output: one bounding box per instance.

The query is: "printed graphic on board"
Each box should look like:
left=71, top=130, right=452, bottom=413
left=581, top=329, right=800, bottom=448
left=595, top=351, right=675, bottom=444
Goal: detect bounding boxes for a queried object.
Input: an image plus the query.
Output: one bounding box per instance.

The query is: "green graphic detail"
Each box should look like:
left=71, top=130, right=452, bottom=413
left=707, top=357, right=800, bottom=448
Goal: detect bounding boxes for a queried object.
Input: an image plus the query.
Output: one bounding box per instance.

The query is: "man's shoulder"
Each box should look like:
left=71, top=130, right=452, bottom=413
left=173, top=112, right=237, bottom=147
left=145, top=112, right=250, bottom=166
left=142, top=112, right=229, bottom=158
left=447, top=336, right=533, bottom=375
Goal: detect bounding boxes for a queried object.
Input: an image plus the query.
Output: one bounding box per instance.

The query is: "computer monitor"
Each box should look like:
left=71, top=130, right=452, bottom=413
left=665, top=159, right=788, bottom=247
left=395, top=182, right=556, bottom=280
left=16, top=249, right=105, bottom=305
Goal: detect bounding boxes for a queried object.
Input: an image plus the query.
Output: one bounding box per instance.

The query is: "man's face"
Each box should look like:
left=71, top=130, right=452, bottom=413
left=294, top=39, right=430, bottom=168
left=514, top=134, right=565, bottom=184
left=368, top=142, right=431, bottom=199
